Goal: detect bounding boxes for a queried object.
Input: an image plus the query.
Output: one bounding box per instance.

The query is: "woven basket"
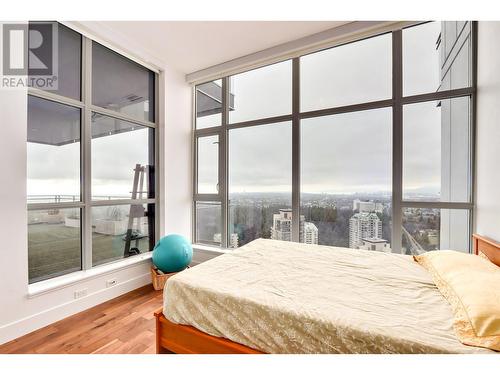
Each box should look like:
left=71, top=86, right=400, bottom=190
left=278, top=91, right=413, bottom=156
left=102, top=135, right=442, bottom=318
left=150, top=266, right=188, bottom=291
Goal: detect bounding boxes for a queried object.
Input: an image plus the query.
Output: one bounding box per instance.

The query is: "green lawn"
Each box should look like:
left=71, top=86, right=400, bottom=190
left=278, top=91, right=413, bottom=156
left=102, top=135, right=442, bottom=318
left=28, top=223, right=150, bottom=283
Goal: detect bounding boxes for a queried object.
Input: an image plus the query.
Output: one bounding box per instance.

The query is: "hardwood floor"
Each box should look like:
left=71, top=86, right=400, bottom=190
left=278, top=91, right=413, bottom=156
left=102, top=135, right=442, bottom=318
left=0, top=250, right=221, bottom=354
left=0, top=284, right=163, bottom=354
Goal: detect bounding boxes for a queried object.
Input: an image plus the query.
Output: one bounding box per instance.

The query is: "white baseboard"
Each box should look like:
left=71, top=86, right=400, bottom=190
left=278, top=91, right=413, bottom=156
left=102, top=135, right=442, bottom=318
left=0, top=273, right=151, bottom=345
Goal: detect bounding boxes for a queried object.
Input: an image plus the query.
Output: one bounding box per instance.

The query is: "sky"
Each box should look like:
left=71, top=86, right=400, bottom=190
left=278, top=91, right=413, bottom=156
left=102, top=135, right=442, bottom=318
left=28, top=22, right=471, bottom=200
left=27, top=117, right=151, bottom=200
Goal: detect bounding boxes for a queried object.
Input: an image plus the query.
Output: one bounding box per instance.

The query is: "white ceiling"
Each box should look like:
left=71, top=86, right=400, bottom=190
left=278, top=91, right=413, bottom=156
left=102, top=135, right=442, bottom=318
left=86, top=21, right=349, bottom=74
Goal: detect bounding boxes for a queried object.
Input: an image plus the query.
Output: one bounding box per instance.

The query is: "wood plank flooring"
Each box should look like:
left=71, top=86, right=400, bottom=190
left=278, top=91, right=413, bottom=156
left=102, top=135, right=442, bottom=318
left=0, top=284, right=163, bottom=354
left=0, top=250, right=221, bottom=354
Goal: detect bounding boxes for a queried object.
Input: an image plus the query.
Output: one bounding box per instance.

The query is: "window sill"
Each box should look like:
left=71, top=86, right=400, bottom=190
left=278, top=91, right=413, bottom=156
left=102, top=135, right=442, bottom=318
left=192, top=243, right=232, bottom=254
left=28, top=252, right=153, bottom=298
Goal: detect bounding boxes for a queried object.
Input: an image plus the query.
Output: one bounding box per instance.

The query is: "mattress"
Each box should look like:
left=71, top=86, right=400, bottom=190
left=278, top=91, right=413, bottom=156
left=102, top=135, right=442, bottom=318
left=163, top=239, right=493, bottom=353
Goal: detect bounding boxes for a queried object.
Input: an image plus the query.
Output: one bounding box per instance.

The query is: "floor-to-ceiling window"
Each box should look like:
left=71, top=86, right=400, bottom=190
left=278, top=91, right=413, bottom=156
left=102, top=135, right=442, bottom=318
left=27, top=22, right=158, bottom=283
left=400, top=22, right=474, bottom=253
left=193, top=21, right=475, bottom=255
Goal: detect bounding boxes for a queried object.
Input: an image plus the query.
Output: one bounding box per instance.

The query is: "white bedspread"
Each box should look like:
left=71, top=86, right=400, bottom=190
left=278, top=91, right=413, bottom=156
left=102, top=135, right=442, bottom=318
left=163, top=239, right=492, bottom=353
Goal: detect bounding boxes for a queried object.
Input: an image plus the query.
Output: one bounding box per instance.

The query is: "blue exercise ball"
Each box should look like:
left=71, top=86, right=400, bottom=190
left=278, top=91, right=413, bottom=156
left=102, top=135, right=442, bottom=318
left=152, top=234, right=192, bottom=273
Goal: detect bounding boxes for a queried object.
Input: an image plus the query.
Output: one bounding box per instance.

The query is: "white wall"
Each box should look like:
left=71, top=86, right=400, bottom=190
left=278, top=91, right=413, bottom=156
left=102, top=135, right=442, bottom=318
left=0, top=34, right=192, bottom=345
left=162, top=69, right=193, bottom=239
left=475, top=22, right=500, bottom=241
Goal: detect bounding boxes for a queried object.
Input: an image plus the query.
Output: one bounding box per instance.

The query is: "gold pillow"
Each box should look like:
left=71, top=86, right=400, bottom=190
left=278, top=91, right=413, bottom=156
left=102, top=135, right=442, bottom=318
left=414, top=250, right=500, bottom=352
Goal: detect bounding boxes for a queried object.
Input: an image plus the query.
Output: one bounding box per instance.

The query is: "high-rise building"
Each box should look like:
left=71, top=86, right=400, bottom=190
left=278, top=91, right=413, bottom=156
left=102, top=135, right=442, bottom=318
left=303, top=222, right=319, bottom=245
left=271, top=209, right=318, bottom=244
left=229, top=233, right=239, bottom=249
left=438, top=22, right=472, bottom=250
left=213, top=233, right=239, bottom=248
left=349, top=212, right=382, bottom=249
left=271, top=209, right=297, bottom=242
left=352, top=199, right=383, bottom=213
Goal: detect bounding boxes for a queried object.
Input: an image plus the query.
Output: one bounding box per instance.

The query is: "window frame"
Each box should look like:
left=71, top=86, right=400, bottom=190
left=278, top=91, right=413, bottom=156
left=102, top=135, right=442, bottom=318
left=27, top=23, right=159, bottom=283
left=192, top=21, right=477, bottom=253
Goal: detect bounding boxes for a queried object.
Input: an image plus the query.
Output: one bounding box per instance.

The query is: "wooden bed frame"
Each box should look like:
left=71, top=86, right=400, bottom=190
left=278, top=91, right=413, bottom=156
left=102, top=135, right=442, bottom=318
left=473, top=234, right=500, bottom=266
left=154, top=309, right=263, bottom=354
left=155, top=234, right=500, bottom=354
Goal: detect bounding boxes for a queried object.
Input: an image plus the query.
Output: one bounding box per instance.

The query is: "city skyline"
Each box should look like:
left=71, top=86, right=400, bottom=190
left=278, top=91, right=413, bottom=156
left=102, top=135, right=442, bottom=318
left=195, top=186, right=460, bottom=254
left=199, top=192, right=393, bottom=247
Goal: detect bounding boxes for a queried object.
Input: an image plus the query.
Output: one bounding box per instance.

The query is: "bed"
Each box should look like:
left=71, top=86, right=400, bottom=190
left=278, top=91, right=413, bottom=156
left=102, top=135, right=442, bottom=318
left=154, top=234, right=500, bottom=354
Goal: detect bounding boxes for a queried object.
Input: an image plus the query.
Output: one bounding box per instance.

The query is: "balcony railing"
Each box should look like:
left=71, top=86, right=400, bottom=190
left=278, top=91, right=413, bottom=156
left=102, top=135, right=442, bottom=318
left=27, top=195, right=129, bottom=204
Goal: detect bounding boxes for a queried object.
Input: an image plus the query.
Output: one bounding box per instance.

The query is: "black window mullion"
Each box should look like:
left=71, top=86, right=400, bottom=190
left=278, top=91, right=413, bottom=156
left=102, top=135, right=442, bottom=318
left=392, top=29, right=404, bottom=254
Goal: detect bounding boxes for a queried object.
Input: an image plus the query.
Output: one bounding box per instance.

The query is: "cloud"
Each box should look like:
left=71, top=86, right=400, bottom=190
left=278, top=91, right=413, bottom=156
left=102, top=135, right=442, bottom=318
left=30, top=22, right=468, bottom=199
left=28, top=122, right=151, bottom=197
